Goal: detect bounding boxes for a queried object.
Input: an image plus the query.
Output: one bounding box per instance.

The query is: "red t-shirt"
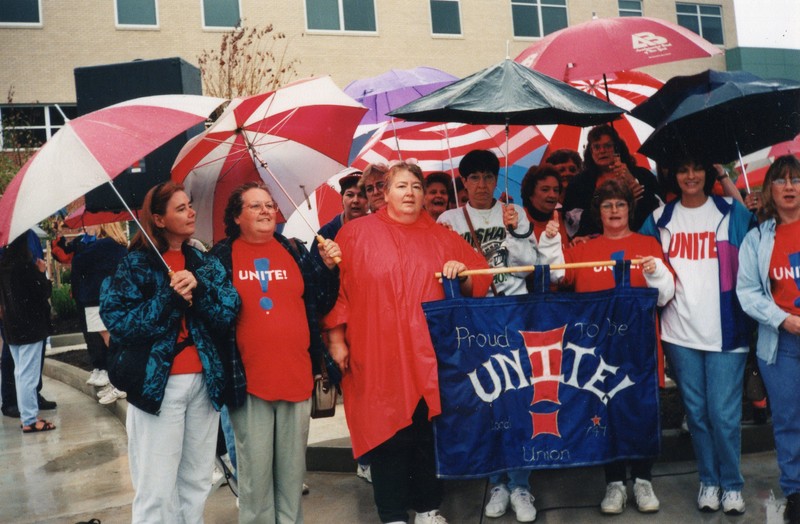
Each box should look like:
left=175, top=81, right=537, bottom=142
left=232, top=238, right=311, bottom=401
left=769, top=220, right=800, bottom=316
left=564, top=234, right=665, bottom=292
left=163, top=250, right=202, bottom=375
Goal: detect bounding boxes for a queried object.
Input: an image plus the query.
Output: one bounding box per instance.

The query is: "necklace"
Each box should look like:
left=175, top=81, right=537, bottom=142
left=472, top=207, right=493, bottom=226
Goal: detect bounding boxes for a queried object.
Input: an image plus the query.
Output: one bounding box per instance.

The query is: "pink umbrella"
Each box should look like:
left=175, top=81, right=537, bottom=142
left=0, top=94, right=225, bottom=246
left=171, top=76, right=366, bottom=245
left=352, top=121, right=546, bottom=176
left=64, top=204, right=135, bottom=229
left=538, top=71, right=663, bottom=169
left=769, top=134, right=800, bottom=157
left=515, top=16, right=721, bottom=83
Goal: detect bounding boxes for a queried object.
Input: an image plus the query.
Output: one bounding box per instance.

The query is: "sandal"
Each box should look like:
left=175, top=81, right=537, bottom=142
left=22, top=419, right=56, bottom=433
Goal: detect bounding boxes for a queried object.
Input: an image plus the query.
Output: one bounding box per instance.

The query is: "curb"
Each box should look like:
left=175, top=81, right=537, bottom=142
left=43, top=358, right=774, bottom=473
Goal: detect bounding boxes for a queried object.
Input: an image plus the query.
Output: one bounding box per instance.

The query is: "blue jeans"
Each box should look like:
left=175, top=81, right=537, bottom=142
left=664, top=342, right=746, bottom=491
left=490, top=469, right=530, bottom=491
left=758, top=330, right=800, bottom=497
left=8, top=341, right=44, bottom=426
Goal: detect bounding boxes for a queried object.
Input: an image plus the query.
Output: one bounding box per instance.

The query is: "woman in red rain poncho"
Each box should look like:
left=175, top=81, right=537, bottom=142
left=325, top=162, right=491, bottom=524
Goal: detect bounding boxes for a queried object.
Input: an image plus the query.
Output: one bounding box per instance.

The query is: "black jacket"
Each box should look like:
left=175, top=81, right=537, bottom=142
left=0, top=259, right=51, bottom=344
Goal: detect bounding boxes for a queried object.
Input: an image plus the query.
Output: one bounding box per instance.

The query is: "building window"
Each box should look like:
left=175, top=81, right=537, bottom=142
left=0, top=105, right=77, bottom=151
left=511, top=0, right=567, bottom=38
left=618, top=0, right=642, bottom=17
left=306, top=0, right=377, bottom=32
left=0, top=0, right=41, bottom=26
left=676, top=3, right=723, bottom=45
left=431, top=0, right=461, bottom=35
left=115, top=0, right=158, bottom=27
left=202, top=0, right=241, bottom=29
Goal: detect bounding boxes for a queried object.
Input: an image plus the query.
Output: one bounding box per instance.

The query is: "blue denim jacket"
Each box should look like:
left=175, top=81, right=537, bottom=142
left=736, top=219, right=790, bottom=365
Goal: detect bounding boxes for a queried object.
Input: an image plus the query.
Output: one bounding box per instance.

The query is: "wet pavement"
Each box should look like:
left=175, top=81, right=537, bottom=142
left=0, top=354, right=790, bottom=523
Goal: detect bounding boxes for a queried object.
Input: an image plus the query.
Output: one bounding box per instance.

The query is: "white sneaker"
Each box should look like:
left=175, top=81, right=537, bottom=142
left=211, top=464, right=225, bottom=490
left=601, top=482, right=627, bottom=514
left=94, top=369, right=110, bottom=387
left=509, top=487, right=537, bottom=522
left=99, top=387, right=127, bottom=405
left=86, top=369, right=101, bottom=386
left=721, top=490, right=745, bottom=515
left=414, top=509, right=447, bottom=524
left=697, top=483, right=720, bottom=512
left=484, top=485, right=510, bottom=518
left=96, top=384, right=113, bottom=398
left=633, top=478, right=660, bottom=513
left=356, top=463, right=372, bottom=483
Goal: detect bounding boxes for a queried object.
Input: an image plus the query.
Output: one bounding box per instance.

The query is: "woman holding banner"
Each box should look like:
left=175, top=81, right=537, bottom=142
left=737, top=155, right=800, bottom=524
left=325, top=162, right=491, bottom=524
left=562, top=180, right=674, bottom=515
left=639, top=156, right=755, bottom=516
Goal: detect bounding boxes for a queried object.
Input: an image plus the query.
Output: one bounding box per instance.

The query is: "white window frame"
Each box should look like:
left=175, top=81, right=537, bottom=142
left=0, top=0, right=43, bottom=28
left=618, top=0, right=643, bottom=17
left=676, top=2, right=724, bottom=45
left=0, top=104, right=76, bottom=151
left=510, top=0, right=568, bottom=40
left=304, top=0, right=378, bottom=35
left=201, top=0, right=242, bottom=31
left=430, top=0, right=462, bottom=38
left=114, top=0, right=160, bottom=30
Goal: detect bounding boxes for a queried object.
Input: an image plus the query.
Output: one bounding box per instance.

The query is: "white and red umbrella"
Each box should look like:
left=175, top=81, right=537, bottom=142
left=515, top=16, right=721, bottom=82
left=538, top=71, right=663, bottom=169
left=352, top=120, right=547, bottom=176
left=171, top=76, right=367, bottom=245
left=0, top=94, right=225, bottom=246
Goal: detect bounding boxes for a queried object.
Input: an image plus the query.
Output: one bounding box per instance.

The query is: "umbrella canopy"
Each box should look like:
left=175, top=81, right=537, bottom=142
left=344, top=66, right=458, bottom=131
left=633, top=69, right=800, bottom=165
left=351, top=120, right=546, bottom=176
left=515, top=16, right=721, bottom=82
left=171, top=76, right=367, bottom=244
left=388, top=59, right=625, bottom=127
left=539, top=71, right=662, bottom=168
left=0, top=94, right=225, bottom=246
left=64, top=204, right=135, bottom=229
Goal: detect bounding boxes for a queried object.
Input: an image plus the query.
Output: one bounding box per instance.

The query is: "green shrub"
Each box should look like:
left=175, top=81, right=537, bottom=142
left=51, top=284, right=77, bottom=320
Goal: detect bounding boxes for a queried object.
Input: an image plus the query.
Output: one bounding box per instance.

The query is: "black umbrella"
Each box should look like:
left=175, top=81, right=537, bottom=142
left=632, top=70, right=800, bottom=174
left=389, top=59, right=624, bottom=196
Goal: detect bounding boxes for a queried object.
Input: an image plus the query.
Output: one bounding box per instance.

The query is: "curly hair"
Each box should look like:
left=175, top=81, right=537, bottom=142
left=520, top=164, right=561, bottom=219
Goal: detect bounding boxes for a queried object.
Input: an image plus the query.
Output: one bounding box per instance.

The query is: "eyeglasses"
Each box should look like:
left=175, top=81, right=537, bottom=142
left=772, top=176, right=800, bottom=187
left=591, top=142, right=615, bottom=152
left=465, top=173, right=496, bottom=184
left=599, top=201, right=629, bottom=211
left=245, top=201, right=278, bottom=212
left=365, top=181, right=385, bottom=194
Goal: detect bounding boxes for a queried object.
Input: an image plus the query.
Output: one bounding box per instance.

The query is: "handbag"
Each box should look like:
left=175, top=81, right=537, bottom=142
left=310, top=364, right=338, bottom=418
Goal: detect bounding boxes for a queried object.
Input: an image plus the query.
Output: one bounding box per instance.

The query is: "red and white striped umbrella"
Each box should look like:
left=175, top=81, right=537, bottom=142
left=538, top=71, right=662, bottom=169
left=352, top=120, right=547, bottom=176
left=171, top=76, right=366, bottom=244
left=0, top=94, right=225, bottom=246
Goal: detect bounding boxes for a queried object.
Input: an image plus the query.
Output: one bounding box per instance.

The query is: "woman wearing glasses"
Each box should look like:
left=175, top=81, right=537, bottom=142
left=563, top=125, right=662, bottom=239
left=100, top=182, right=240, bottom=523
left=210, top=181, right=341, bottom=523
left=640, top=155, right=756, bottom=516
left=737, top=155, right=800, bottom=524
left=562, top=180, right=674, bottom=515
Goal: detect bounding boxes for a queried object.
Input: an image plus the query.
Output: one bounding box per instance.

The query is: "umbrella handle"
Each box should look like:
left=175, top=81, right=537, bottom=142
left=316, top=235, right=342, bottom=265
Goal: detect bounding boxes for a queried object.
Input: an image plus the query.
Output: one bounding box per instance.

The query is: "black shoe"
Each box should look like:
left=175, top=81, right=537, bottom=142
left=786, top=493, right=800, bottom=524
left=38, top=395, right=57, bottom=410
left=1, top=405, right=20, bottom=418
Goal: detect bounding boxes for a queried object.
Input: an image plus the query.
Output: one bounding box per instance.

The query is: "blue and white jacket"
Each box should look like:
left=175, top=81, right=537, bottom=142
left=100, top=243, right=240, bottom=415
left=639, top=195, right=755, bottom=352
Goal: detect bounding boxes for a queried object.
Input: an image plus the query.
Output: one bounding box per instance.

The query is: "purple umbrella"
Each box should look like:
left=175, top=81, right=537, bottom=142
left=344, top=66, right=458, bottom=129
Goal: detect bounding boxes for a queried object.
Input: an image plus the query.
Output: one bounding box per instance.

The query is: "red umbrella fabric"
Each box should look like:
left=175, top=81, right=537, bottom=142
left=0, top=94, right=225, bottom=246
left=770, top=134, right=800, bottom=157
left=515, top=16, right=721, bottom=82
left=351, top=121, right=547, bottom=176
left=171, top=76, right=366, bottom=244
left=64, top=204, right=135, bottom=229
left=539, top=71, right=662, bottom=169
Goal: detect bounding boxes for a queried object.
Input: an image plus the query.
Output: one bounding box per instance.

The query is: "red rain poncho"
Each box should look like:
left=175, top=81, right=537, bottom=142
left=324, top=207, right=491, bottom=457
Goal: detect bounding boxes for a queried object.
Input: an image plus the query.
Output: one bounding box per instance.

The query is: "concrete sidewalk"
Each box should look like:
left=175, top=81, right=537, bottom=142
left=0, top=355, right=789, bottom=523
